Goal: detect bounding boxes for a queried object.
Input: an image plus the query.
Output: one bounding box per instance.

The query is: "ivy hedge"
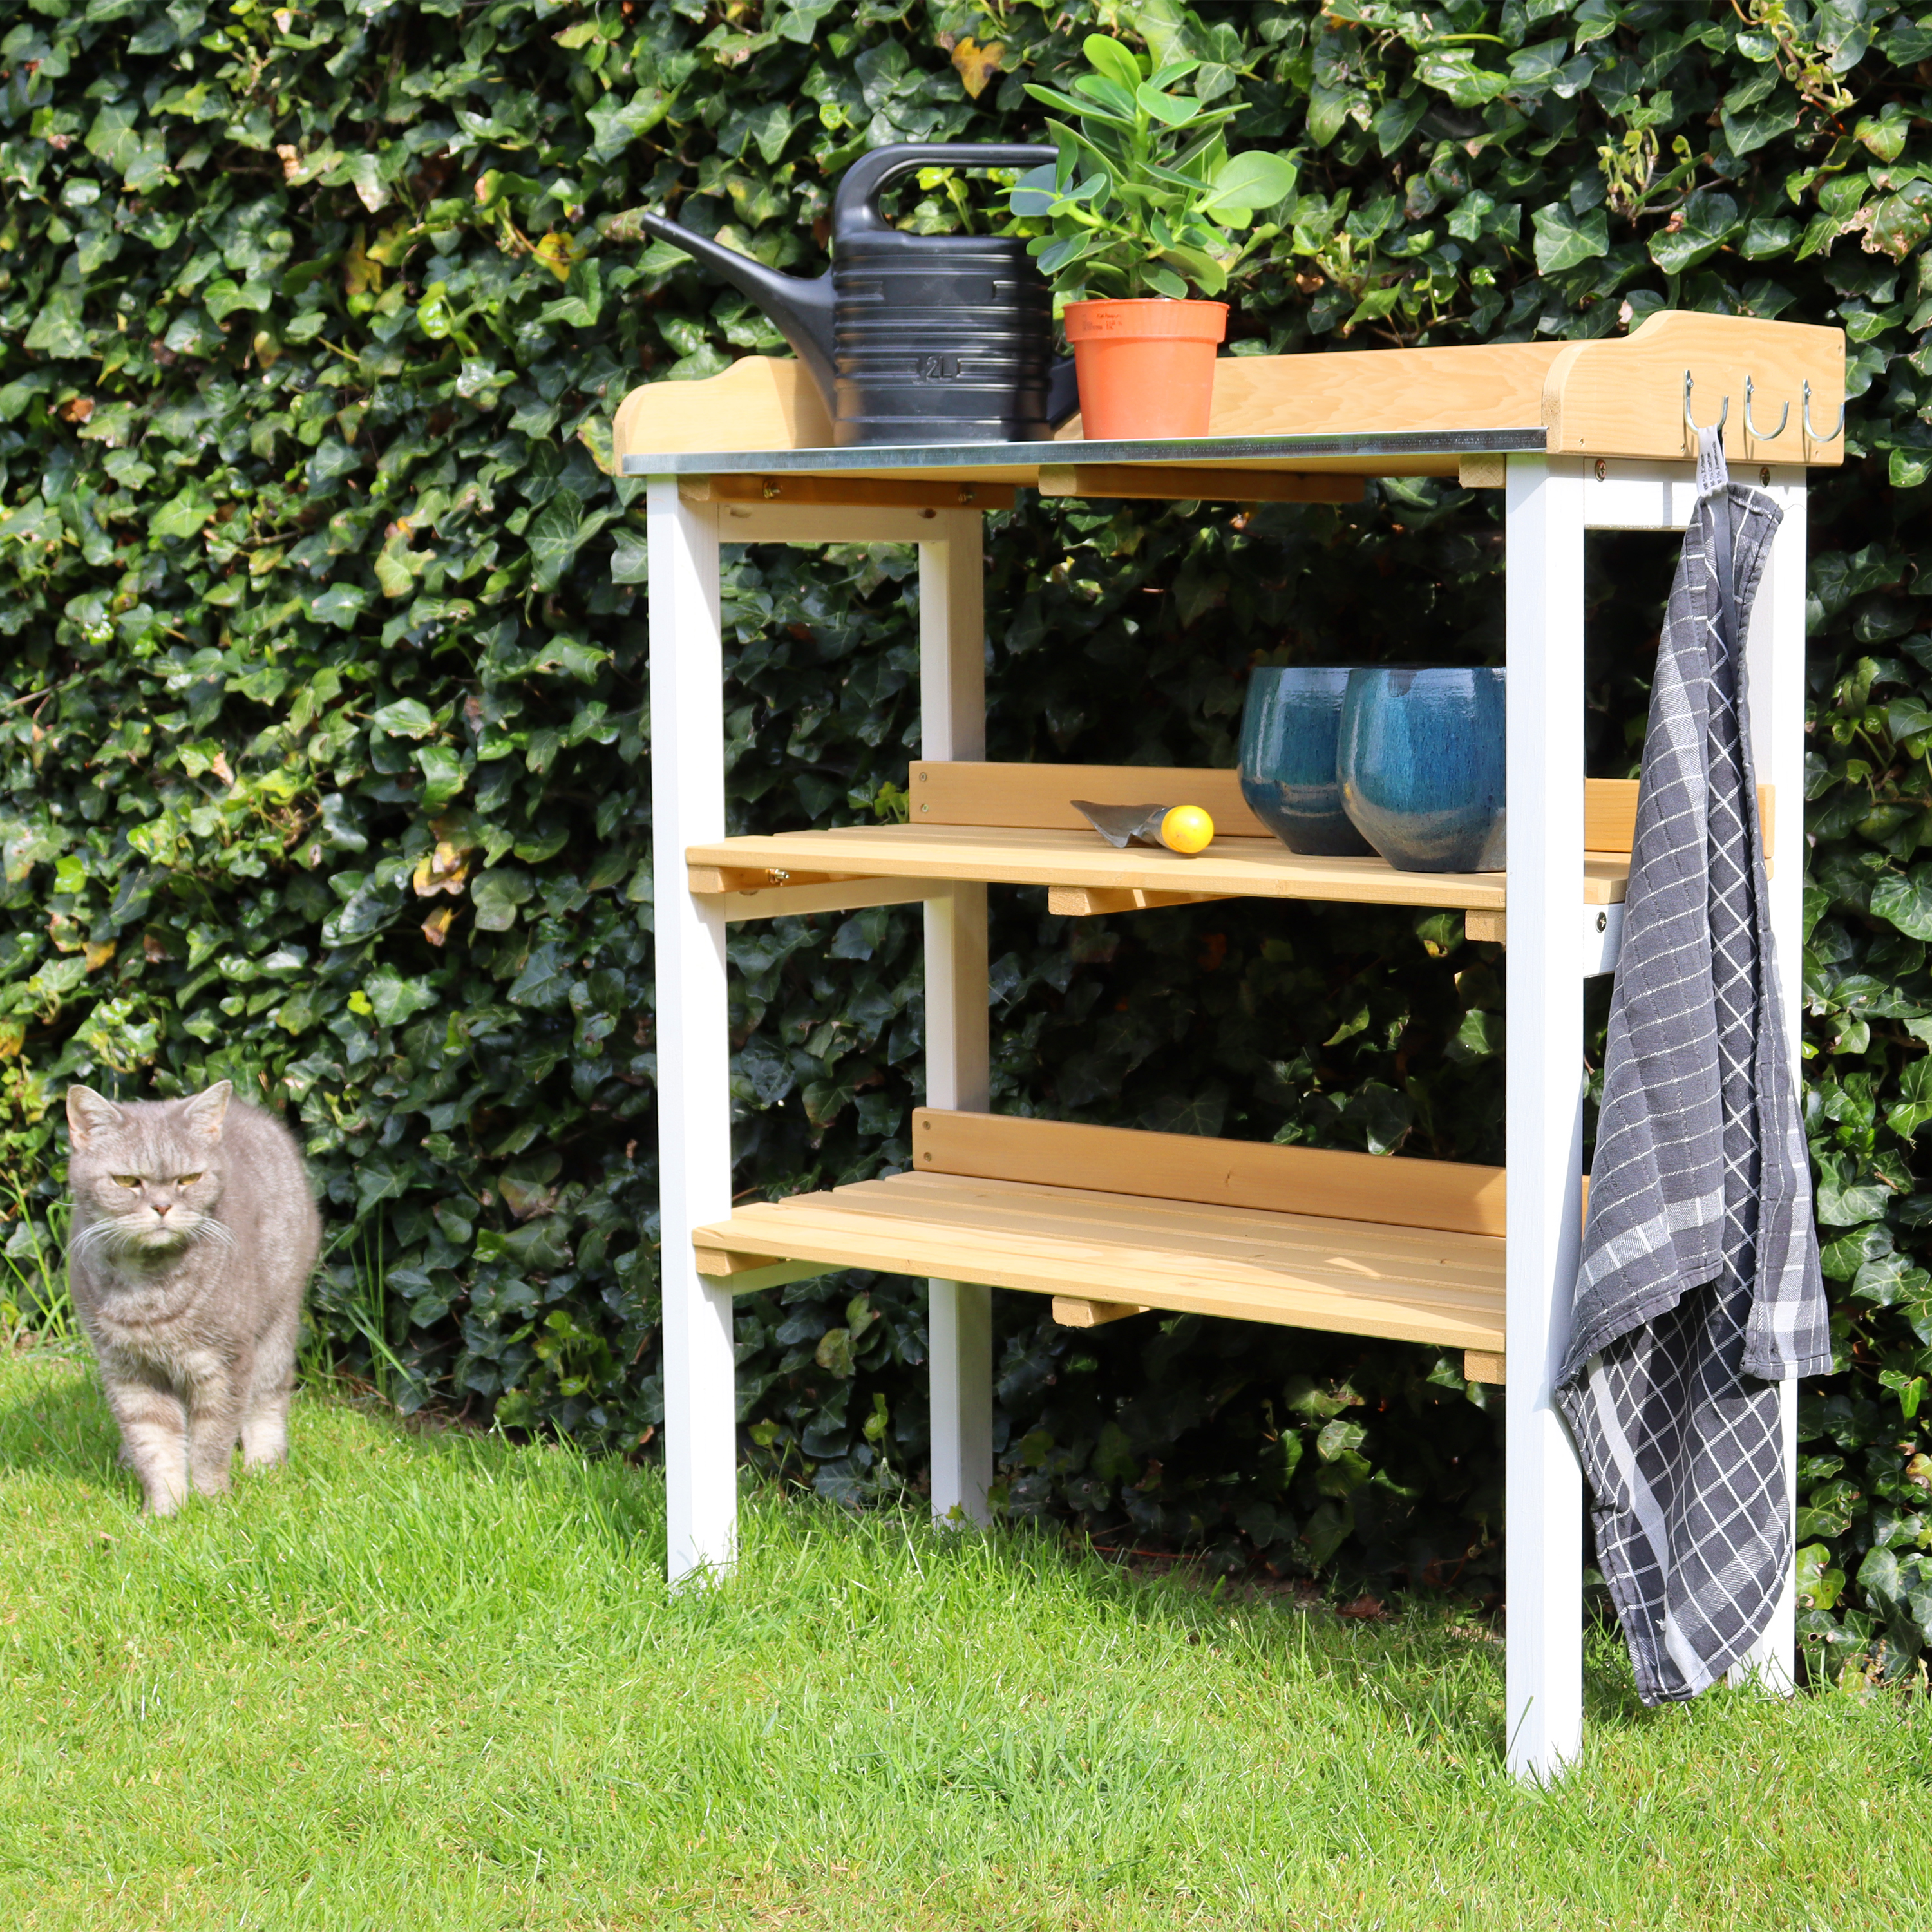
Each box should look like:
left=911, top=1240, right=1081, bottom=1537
left=5, top=0, right=1932, bottom=1683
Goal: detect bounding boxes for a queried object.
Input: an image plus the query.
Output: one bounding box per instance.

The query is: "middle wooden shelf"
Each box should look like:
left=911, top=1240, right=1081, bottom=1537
left=687, top=762, right=1653, bottom=923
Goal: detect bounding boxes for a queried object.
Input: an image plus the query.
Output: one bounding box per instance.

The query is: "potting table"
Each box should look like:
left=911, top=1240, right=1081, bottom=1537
left=615, top=309, right=1845, bottom=1781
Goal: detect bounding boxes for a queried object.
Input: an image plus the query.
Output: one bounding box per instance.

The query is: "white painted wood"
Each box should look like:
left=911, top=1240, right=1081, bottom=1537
left=920, top=512, right=994, bottom=1526
left=646, top=478, right=740, bottom=1587
left=1504, top=455, right=1588, bottom=1781
left=1582, top=460, right=1806, bottom=531
left=715, top=876, right=946, bottom=922
left=710, top=502, right=965, bottom=547
left=1582, top=901, right=1624, bottom=980
left=1732, top=473, right=1808, bottom=1695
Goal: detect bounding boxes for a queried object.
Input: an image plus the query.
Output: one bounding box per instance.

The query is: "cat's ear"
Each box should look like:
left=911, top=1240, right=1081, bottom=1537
left=182, top=1080, right=232, bottom=1144
left=66, top=1086, right=126, bottom=1148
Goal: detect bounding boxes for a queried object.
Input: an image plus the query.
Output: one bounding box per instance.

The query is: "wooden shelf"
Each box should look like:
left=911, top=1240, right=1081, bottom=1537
left=688, top=819, right=1629, bottom=914
left=692, top=1111, right=1506, bottom=1358
left=685, top=765, right=1775, bottom=924
left=616, top=311, right=1845, bottom=482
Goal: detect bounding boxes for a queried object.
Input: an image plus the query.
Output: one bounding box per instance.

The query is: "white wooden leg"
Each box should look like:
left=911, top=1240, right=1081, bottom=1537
left=1504, top=456, right=1587, bottom=1779
left=919, top=514, right=992, bottom=1525
left=1733, top=471, right=1808, bottom=1694
left=647, top=478, right=739, bottom=1585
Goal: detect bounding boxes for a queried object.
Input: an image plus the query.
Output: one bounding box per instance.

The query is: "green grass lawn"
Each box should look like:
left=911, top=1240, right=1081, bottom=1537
left=0, top=1348, right=1924, bottom=1931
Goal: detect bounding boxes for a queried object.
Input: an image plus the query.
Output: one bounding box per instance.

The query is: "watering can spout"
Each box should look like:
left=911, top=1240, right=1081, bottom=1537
left=636, top=209, right=837, bottom=406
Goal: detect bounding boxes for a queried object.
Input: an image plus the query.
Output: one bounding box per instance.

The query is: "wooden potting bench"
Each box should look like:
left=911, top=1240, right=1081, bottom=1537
left=616, top=309, right=1845, bottom=1781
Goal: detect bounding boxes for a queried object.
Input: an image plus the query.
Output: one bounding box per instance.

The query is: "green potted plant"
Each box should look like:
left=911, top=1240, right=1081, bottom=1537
left=1010, top=35, right=1297, bottom=440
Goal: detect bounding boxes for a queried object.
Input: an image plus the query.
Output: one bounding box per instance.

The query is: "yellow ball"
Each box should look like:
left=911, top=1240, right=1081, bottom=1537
left=1160, top=804, right=1215, bottom=855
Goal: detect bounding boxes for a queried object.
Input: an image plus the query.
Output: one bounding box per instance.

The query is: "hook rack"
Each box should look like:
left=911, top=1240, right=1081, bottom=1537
left=1744, top=374, right=1788, bottom=442
left=1683, top=368, right=1728, bottom=437
left=1803, top=379, right=1846, bottom=444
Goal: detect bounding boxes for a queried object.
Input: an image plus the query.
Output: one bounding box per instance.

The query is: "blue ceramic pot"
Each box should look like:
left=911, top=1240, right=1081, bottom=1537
left=1338, top=667, right=1506, bottom=873
left=1237, top=667, right=1375, bottom=857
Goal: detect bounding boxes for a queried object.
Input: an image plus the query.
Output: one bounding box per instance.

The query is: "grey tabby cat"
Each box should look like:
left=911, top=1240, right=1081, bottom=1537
left=65, top=1081, right=321, bottom=1515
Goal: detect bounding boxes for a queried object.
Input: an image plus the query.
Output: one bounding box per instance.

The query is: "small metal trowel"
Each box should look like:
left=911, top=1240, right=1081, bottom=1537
left=1071, top=801, right=1215, bottom=856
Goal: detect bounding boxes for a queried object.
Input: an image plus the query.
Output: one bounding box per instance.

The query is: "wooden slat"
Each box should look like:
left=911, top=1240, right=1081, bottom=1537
left=912, top=762, right=1686, bottom=859
left=694, top=1254, right=831, bottom=1293
left=1048, top=886, right=1235, bottom=916
left=614, top=354, right=833, bottom=460
left=1052, top=1296, right=1150, bottom=1328
left=682, top=473, right=1012, bottom=511
left=912, top=1108, right=1506, bottom=1239
left=689, top=821, right=1520, bottom=911
left=1584, top=779, right=1774, bottom=855
left=910, top=761, right=1271, bottom=835
left=1464, top=1350, right=1507, bottom=1385
left=1036, top=464, right=1362, bottom=504
left=688, top=866, right=865, bottom=893
left=1545, top=310, right=1844, bottom=466
left=691, top=1169, right=1507, bottom=1351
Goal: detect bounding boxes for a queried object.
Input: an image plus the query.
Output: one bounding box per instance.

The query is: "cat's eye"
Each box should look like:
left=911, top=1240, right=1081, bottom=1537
left=175, top=1174, right=202, bottom=1186
left=111, top=1175, right=141, bottom=1188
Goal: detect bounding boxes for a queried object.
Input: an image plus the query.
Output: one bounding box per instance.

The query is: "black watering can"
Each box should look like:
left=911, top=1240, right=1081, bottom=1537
left=638, top=144, right=1079, bottom=447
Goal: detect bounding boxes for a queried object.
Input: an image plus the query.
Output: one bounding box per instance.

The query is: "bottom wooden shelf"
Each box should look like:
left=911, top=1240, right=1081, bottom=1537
left=692, top=1111, right=1507, bottom=1363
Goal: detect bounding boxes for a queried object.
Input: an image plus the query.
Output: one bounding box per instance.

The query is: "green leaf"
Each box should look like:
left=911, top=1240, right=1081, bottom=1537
left=1414, top=48, right=1513, bottom=108
left=1083, top=35, right=1143, bottom=90
left=369, top=699, right=439, bottom=740
left=1648, top=189, right=1741, bottom=276
left=471, top=867, right=535, bottom=932
left=149, top=487, right=215, bottom=541
left=415, top=745, right=466, bottom=810
left=310, top=583, right=370, bottom=630
left=1136, top=83, right=1200, bottom=128
left=1202, top=150, right=1298, bottom=214
left=1531, top=202, right=1610, bottom=274
left=1872, top=864, right=1932, bottom=940
left=528, top=490, right=588, bottom=594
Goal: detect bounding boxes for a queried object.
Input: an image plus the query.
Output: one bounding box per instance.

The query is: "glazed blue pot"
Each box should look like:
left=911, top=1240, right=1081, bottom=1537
left=1237, top=667, right=1375, bottom=858
left=1338, top=667, right=1506, bottom=873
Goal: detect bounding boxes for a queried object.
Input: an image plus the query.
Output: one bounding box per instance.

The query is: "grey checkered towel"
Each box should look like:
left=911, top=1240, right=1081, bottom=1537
left=1556, top=428, right=1830, bottom=1706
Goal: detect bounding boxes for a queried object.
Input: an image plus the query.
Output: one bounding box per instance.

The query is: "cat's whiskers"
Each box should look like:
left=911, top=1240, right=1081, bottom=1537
left=70, top=1207, right=228, bottom=1264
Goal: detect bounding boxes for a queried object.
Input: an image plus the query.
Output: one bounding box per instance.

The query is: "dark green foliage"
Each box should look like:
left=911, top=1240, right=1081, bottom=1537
left=4, top=0, right=1932, bottom=1683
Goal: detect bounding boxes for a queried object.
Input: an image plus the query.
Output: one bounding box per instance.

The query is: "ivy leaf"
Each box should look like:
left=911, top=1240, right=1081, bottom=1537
left=1649, top=189, right=1741, bottom=276
left=471, top=867, right=536, bottom=932
left=310, top=583, right=370, bottom=630
left=149, top=488, right=215, bottom=541
left=1871, top=864, right=1932, bottom=940
left=1414, top=48, right=1512, bottom=108
left=368, top=699, right=440, bottom=739
left=1723, top=91, right=1800, bottom=158
left=528, top=489, right=588, bottom=593
left=1532, top=202, right=1609, bottom=274
left=416, top=746, right=466, bottom=810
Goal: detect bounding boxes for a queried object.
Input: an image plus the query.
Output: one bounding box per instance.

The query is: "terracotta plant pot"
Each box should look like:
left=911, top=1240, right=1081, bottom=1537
left=1062, top=298, right=1228, bottom=439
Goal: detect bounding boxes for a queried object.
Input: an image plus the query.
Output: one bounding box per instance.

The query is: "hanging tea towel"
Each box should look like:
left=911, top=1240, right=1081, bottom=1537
left=1557, top=427, right=1830, bottom=1706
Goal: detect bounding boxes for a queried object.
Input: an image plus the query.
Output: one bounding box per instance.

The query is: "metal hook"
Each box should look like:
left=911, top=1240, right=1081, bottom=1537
left=1743, top=374, right=1788, bottom=442
left=1803, top=379, right=1846, bottom=444
left=1683, top=368, right=1728, bottom=436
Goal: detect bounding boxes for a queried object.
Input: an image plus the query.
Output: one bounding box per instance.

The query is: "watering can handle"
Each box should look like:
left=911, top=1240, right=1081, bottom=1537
left=832, top=142, right=1059, bottom=238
